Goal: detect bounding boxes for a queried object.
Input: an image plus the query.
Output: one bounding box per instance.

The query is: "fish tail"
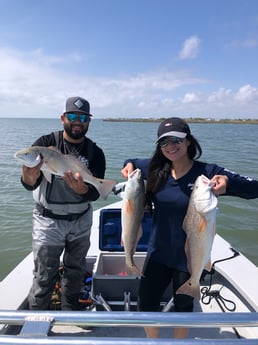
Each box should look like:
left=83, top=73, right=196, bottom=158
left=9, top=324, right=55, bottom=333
left=126, top=262, right=143, bottom=276
left=176, top=279, right=200, bottom=299
left=125, top=255, right=143, bottom=276
left=204, top=259, right=212, bottom=272
left=97, top=179, right=117, bottom=200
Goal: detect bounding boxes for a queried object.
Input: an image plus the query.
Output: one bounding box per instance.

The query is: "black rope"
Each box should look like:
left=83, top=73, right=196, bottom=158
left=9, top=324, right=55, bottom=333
left=200, top=247, right=242, bottom=338
left=201, top=286, right=236, bottom=312
left=202, top=247, right=240, bottom=295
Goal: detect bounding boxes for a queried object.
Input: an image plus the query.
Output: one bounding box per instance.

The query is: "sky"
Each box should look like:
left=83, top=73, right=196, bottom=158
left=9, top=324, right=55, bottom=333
left=0, top=0, right=258, bottom=119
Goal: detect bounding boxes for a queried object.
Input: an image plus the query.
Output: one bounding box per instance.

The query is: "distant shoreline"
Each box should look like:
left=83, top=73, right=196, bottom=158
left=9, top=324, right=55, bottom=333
left=103, top=117, right=258, bottom=124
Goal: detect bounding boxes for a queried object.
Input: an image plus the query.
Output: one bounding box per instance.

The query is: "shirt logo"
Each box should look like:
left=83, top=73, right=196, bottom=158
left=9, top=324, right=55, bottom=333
left=188, top=182, right=195, bottom=190
left=79, top=156, right=89, bottom=168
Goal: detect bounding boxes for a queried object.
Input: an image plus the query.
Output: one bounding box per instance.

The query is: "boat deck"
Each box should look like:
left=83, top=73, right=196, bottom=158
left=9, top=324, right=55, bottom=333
left=1, top=201, right=258, bottom=343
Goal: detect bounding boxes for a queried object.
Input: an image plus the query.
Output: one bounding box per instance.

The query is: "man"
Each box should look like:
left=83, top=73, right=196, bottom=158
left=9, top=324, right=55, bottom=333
left=21, top=96, right=106, bottom=310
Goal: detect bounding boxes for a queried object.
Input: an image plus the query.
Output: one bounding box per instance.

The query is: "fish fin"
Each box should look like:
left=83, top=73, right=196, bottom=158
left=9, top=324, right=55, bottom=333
left=176, top=279, right=200, bottom=299
left=42, top=170, right=52, bottom=183
left=95, top=178, right=117, bottom=200
left=213, top=224, right=216, bottom=236
left=124, top=198, right=133, bottom=214
left=198, top=217, right=207, bottom=233
left=137, top=224, right=143, bottom=242
left=184, top=239, right=192, bottom=273
left=47, top=146, right=62, bottom=152
left=131, top=224, right=143, bottom=253
left=204, top=259, right=212, bottom=272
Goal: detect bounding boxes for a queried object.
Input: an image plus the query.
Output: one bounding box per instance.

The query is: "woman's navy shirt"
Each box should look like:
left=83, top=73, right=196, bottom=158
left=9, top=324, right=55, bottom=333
left=124, top=159, right=258, bottom=272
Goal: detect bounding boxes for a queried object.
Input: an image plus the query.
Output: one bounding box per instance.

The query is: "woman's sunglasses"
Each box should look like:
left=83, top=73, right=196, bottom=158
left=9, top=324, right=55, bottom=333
left=159, top=136, right=184, bottom=148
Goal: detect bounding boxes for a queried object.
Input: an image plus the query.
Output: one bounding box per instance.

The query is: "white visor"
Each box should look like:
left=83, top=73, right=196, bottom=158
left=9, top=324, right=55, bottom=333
left=157, top=131, right=187, bottom=142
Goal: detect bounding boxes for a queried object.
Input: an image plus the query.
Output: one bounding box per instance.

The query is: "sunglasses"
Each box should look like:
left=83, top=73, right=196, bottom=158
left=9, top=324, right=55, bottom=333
left=64, top=113, right=90, bottom=123
left=159, top=136, right=184, bottom=148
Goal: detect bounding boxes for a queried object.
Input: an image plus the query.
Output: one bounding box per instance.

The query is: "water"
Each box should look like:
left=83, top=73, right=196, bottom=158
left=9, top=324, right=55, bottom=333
left=0, top=118, right=258, bottom=280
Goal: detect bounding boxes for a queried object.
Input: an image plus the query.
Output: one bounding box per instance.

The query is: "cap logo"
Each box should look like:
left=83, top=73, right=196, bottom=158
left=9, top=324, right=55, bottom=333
left=165, top=122, right=173, bottom=127
left=74, top=99, right=84, bottom=110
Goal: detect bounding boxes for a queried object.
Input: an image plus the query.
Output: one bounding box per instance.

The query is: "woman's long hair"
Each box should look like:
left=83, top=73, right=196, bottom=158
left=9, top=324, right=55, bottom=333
left=145, top=134, right=202, bottom=213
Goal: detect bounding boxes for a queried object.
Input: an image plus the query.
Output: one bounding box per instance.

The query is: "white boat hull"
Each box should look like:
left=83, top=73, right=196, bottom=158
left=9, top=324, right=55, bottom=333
left=0, top=200, right=258, bottom=342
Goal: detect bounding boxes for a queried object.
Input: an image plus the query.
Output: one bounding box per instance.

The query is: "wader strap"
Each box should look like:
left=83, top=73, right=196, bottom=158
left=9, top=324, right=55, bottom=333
left=35, top=204, right=90, bottom=221
left=54, top=131, right=60, bottom=147
left=53, top=131, right=95, bottom=161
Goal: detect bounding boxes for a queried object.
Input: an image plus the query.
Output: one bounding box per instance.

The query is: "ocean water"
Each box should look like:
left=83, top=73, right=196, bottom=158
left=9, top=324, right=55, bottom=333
left=0, top=118, right=258, bottom=280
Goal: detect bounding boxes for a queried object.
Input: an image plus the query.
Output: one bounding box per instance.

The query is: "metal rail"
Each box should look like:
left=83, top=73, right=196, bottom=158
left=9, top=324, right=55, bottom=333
left=0, top=310, right=258, bottom=344
left=0, top=337, right=257, bottom=345
left=1, top=310, right=258, bottom=327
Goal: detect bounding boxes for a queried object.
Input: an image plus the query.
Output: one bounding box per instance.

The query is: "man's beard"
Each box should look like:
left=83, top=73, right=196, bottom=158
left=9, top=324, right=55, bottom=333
left=63, top=123, right=88, bottom=140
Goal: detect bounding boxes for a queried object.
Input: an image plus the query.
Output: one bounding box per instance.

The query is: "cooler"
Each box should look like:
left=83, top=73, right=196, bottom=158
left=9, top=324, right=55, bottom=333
left=92, top=208, right=173, bottom=311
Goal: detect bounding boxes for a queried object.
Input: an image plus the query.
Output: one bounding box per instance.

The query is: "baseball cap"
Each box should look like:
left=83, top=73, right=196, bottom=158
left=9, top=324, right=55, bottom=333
left=157, top=117, right=191, bottom=142
left=64, top=96, right=93, bottom=116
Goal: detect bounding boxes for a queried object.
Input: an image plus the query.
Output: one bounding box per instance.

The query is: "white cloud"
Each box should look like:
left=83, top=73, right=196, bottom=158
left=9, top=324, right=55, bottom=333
left=182, top=93, right=200, bottom=103
left=179, top=36, right=201, bottom=60
left=208, top=88, right=233, bottom=102
left=0, top=46, right=257, bottom=119
left=234, top=84, right=258, bottom=101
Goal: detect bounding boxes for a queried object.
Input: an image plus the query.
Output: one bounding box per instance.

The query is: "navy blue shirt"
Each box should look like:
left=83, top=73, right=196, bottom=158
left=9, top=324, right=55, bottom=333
left=124, top=159, right=258, bottom=272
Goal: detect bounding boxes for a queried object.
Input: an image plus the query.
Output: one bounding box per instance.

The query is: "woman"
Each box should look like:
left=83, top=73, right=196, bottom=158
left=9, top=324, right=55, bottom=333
left=121, top=117, right=258, bottom=338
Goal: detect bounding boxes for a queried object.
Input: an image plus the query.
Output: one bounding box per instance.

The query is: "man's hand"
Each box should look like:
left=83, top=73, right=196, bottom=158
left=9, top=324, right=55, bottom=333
left=63, top=171, right=89, bottom=195
left=22, top=160, right=43, bottom=187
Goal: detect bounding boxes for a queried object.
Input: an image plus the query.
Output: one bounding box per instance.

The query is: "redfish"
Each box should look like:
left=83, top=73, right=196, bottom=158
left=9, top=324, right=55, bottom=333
left=176, top=174, right=218, bottom=299
left=121, top=168, right=145, bottom=275
left=14, top=146, right=116, bottom=200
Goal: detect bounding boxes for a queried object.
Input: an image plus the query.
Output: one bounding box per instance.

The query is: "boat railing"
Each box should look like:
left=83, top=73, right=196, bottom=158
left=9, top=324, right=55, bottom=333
left=0, top=310, right=258, bottom=344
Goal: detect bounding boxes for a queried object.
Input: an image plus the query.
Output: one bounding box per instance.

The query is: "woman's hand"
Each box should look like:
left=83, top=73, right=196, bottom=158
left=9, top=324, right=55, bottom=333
left=211, top=175, right=228, bottom=195
left=120, top=162, right=134, bottom=179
